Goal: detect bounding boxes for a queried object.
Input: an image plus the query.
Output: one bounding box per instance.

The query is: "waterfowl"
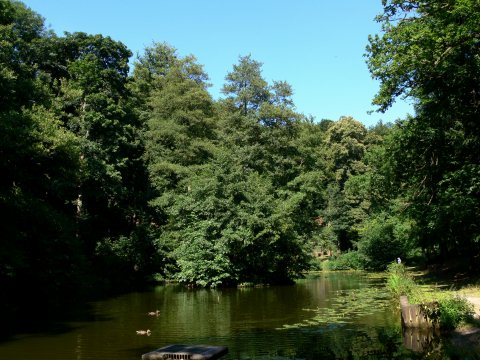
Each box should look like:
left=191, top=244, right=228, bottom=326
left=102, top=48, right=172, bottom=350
left=136, top=329, right=151, bottom=335
left=147, top=310, right=160, bottom=316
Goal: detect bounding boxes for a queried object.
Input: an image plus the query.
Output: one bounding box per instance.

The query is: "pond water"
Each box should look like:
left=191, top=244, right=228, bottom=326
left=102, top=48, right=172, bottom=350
left=0, top=272, right=475, bottom=359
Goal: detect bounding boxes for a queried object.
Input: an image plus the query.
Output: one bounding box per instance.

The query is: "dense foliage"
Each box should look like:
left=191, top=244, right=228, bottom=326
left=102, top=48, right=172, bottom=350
left=366, top=0, right=480, bottom=263
left=1, top=0, right=478, bottom=316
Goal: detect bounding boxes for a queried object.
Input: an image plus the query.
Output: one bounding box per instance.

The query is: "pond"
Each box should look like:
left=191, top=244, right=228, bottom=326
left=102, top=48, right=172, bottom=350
left=0, top=272, right=475, bottom=359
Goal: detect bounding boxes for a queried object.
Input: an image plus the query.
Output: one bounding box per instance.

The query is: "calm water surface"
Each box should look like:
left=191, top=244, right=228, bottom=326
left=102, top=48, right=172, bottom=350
left=0, top=272, right=474, bottom=359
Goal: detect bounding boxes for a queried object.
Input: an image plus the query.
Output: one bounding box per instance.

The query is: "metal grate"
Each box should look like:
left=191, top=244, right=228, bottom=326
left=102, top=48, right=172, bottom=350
left=163, top=355, right=191, bottom=360
left=142, top=344, right=228, bottom=360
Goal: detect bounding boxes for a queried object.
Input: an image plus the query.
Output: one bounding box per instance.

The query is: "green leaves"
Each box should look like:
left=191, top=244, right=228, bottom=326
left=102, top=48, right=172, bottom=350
left=366, top=0, right=480, bottom=263
left=159, top=155, right=311, bottom=287
left=222, top=54, right=270, bottom=115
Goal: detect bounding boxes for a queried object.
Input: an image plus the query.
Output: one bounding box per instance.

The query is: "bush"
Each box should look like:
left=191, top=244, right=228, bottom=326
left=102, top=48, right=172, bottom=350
left=357, top=213, right=414, bottom=270
left=324, top=251, right=368, bottom=270
left=386, top=262, right=418, bottom=298
left=436, top=296, right=475, bottom=330
left=309, top=257, right=323, bottom=271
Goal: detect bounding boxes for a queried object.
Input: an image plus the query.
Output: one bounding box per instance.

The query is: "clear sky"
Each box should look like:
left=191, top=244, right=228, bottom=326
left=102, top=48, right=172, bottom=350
left=21, top=0, right=414, bottom=127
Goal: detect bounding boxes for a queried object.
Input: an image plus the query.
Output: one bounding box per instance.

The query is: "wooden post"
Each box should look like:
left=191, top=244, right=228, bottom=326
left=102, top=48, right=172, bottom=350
left=400, top=295, right=437, bottom=328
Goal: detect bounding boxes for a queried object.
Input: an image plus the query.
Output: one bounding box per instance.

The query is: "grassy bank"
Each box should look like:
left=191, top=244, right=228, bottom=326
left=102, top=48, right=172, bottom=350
left=386, top=262, right=480, bottom=330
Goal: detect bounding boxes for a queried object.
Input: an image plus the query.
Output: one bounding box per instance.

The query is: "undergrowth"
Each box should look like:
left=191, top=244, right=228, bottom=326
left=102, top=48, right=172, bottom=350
left=386, top=262, right=475, bottom=330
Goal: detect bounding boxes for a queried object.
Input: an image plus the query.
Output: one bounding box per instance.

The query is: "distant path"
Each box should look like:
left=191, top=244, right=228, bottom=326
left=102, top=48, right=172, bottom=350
left=466, top=296, right=480, bottom=319
left=451, top=296, right=480, bottom=351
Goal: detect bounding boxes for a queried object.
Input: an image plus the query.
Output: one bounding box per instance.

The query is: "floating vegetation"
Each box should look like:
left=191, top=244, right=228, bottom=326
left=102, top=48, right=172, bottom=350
left=277, top=282, right=392, bottom=330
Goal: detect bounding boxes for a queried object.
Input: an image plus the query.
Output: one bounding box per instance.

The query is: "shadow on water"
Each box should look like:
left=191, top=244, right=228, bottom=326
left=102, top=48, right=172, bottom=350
left=0, top=300, right=115, bottom=344
left=0, top=281, right=152, bottom=344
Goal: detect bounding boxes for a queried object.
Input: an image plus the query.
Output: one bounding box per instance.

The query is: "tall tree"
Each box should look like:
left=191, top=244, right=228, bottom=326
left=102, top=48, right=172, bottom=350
left=0, top=0, right=48, bottom=111
left=221, top=54, right=270, bottom=116
left=317, top=117, right=368, bottom=251
left=366, top=0, right=480, bottom=262
left=42, top=32, right=155, bottom=287
left=220, top=55, right=306, bottom=187
left=131, top=43, right=218, bottom=278
left=50, top=33, right=140, bottom=246
left=149, top=54, right=322, bottom=286
left=324, top=116, right=368, bottom=189
left=134, top=43, right=216, bottom=205
left=0, top=1, right=86, bottom=315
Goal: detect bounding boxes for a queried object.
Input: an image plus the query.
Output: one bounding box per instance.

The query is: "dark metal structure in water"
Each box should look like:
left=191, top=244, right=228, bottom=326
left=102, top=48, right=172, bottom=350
left=142, top=344, right=228, bottom=360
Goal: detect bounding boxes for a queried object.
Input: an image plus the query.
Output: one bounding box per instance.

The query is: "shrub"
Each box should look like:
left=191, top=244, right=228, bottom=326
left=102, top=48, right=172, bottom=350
left=309, top=257, right=323, bottom=271
left=357, top=213, right=414, bottom=270
left=324, top=251, right=368, bottom=270
left=436, top=296, right=475, bottom=329
left=386, top=262, right=418, bottom=298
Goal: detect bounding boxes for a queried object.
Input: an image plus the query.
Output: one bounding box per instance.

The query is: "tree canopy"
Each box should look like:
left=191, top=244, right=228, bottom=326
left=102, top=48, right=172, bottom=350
left=366, top=0, right=480, bottom=261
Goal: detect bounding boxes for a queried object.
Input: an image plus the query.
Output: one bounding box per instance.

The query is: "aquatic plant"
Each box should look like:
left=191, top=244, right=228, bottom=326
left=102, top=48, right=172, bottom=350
left=278, top=275, right=391, bottom=330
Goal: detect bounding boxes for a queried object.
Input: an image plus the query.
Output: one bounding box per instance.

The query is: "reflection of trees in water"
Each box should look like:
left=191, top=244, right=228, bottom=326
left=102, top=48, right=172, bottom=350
left=226, top=325, right=427, bottom=359
left=137, top=275, right=480, bottom=359
left=401, top=327, right=480, bottom=359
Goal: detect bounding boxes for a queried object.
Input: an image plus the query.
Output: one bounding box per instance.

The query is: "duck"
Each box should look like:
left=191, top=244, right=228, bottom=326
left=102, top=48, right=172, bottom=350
left=147, top=310, right=160, bottom=316
left=136, top=329, right=151, bottom=336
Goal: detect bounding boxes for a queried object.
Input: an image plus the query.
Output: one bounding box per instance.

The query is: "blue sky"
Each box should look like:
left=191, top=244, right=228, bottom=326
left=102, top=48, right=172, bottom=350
left=22, top=0, right=414, bottom=127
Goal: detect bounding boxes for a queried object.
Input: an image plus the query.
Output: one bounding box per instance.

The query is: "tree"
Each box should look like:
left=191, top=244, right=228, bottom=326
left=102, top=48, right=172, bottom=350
left=131, top=43, right=219, bottom=277
left=325, top=116, right=368, bottom=189
left=317, top=117, right=368, bottom=250
left=142, top=53, right=323, bottom=286
left=33, top=31, right=157, bottom=289
left=221, top=54, right=270, bottom=116
left=366, top=0, right=480, bottom=263
left=0, top=0, right=49, bottom=111
left=48, top=33, right=146, bottom=256
left=0, top=1, right=87, bottom=314
left=134, top=43, right=217, bottom=205
left=162, top=151, right=312, bottom=287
